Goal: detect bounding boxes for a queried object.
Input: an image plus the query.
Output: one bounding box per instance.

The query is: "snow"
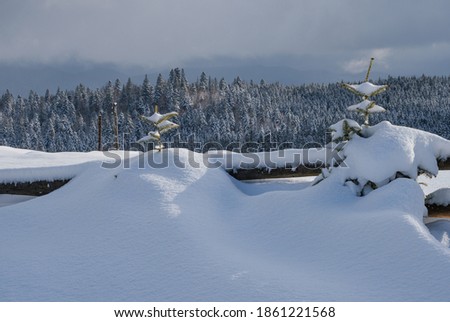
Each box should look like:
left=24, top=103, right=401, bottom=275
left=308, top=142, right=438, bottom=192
left=239, top=177, right=315, bottom=195
left=139, top=111, right=179, bottom=143
left=0, top=146, right=138, bottom=184
left=425, top=188, right=450, bottom=206
left=0, top=146, right=107, bottom=169
left=427, top=221, right=450, bottom=248
left=417, top=170, right=450, bottom=245
left=158, top=119, right=179, bottom=133
left=142, top=111, right=178, bottom=125
left=329, top=119, right=361, bottom=141
left=419, top=170, right=450, bottom=195
left=343, top=81, right=388, bottom=97
left=2, top=144, right=450, bottom=301
left=0, top=145, right=327, bottom=183
left=347, top=99, right=386, bottom=113
left=0, top=194, right=36, bottom=208
left=137, top=131, right=160, bottom=143
left=204, top=148, right=328, bottom=171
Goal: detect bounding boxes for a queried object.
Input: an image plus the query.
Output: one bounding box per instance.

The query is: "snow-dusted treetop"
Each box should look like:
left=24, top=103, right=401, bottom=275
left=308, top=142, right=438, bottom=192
left=347, top=99, right=386, bottom=114
left=342, top=82, right=388, bottom=98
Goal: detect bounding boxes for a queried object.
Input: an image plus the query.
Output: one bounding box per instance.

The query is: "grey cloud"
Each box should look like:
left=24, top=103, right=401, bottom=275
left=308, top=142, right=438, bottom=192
left=0, top=0, right=449, bottom=82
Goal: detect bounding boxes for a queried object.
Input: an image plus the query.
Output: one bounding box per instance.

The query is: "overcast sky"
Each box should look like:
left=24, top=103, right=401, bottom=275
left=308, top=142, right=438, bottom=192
left=1, top=0, right=450, bottom=84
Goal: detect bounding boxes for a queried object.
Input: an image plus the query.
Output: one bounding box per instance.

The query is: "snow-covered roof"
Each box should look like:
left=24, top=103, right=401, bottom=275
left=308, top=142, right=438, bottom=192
left=342, top=82, right=387, bottom=97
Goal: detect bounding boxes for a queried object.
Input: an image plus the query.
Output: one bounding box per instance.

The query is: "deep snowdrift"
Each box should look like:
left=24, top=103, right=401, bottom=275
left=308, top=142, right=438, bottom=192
left=1, top=147, right=450, bottom=301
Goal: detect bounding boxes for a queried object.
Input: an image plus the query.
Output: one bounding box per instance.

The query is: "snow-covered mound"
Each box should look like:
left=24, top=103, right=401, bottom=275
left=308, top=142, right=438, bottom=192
left=1, top=147, right=450, bottom=301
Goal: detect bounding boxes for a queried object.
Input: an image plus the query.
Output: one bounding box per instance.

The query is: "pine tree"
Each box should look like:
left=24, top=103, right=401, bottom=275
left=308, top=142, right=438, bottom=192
left=342, top=58, right=388, bottom=126
left=141, top=74, right=153, bottom=108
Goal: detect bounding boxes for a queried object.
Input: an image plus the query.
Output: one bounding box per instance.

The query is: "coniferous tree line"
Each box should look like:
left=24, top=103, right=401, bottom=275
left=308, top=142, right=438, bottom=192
left=1, top=68, right=450, bottom=152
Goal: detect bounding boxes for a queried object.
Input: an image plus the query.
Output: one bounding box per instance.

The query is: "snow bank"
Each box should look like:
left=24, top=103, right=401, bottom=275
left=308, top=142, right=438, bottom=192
left=2, top=148, right=450, bottom=301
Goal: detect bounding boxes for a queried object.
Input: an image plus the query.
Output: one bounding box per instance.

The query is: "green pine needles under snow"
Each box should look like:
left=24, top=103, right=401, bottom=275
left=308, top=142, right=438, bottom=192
left=1, top=69, right=450, bottom=152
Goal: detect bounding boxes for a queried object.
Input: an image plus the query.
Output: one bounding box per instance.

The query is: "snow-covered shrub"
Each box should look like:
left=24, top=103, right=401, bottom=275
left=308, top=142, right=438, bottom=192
left=315, top=121, right=450, bottom=196
left=329, top=119, right=362, bottom=143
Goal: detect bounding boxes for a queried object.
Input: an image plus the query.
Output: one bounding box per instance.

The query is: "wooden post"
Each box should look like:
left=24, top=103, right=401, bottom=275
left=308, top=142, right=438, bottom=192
left=113, top=102, right=119, bottom=150
left=97, top=114, right=102, bottom=151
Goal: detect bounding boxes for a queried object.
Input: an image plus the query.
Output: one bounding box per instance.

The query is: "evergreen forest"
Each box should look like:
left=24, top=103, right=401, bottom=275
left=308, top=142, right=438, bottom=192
left=1, top=68, right=449, bottom=152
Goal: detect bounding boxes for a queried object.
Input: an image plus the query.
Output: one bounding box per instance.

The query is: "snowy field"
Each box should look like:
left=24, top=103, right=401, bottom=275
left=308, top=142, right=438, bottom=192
left=1, top=145, right=450, bottom=301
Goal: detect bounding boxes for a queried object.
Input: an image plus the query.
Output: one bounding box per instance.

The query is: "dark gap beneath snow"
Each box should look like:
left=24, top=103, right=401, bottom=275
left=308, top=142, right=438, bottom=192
left=0, top=179, right=71, bottom=196
left=228, top=164, right=322, bottom=180
left=438, top=159, right=450, bottom=170
left=426, top=204, right=450, bottom=218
